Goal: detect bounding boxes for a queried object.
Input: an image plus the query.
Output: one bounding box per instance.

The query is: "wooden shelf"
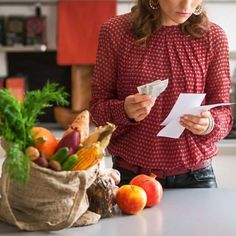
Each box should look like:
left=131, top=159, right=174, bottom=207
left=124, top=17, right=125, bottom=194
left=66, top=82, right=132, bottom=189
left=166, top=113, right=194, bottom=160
left=0, top=45, right=47, bottom=53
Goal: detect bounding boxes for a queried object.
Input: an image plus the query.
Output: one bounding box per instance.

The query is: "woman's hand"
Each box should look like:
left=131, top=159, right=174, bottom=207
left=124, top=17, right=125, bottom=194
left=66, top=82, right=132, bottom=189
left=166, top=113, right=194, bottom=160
left=124, top=93, right=156, bottom=122
left=180, top=111, right=214, bottom=135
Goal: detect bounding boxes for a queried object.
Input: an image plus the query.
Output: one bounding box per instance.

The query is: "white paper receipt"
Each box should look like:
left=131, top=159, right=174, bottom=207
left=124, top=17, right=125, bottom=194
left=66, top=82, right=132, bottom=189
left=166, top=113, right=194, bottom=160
left=137, top=79, right=169, bottom=98
left=157, top=93, right=233, bottom=139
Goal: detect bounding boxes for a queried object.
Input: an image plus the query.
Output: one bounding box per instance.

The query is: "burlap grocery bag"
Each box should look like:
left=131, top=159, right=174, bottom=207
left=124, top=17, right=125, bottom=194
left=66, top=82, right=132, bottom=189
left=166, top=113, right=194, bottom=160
left=0, top=158, right=101, bottom=231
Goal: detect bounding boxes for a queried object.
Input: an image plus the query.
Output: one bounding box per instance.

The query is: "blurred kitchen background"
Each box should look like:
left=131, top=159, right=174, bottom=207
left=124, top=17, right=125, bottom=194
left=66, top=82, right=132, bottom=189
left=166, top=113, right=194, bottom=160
left=0, top=0, right=235, bottom=187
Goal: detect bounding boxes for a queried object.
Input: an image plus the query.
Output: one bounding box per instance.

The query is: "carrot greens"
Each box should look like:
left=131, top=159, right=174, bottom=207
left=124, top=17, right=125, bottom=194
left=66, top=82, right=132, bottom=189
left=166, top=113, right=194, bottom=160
left=0, top=82, right=69, bottom=184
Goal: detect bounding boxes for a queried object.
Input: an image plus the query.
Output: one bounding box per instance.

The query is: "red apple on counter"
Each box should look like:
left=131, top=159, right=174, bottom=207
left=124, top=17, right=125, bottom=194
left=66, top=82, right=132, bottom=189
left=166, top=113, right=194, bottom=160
left=130, top=174, right=163, bottom=207
left=116, top=185, right=147, bottom=215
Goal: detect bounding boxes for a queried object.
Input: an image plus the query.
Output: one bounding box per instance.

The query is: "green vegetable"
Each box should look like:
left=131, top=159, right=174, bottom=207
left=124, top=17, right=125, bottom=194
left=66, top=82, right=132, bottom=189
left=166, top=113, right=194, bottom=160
left=49, top=147, right=70, bottom=164
left=62, top=154, right=79, bottom=171
left=0, top=82, right=69, bottom=184
left=5, top=143, right=30, bottom=183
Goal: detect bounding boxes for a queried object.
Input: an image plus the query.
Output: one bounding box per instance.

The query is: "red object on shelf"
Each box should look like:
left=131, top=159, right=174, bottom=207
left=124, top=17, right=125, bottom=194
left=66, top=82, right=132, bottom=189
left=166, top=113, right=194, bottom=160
left=57, top=0, right=116, bottom=65
left=5, top=77, right=26, bottom=102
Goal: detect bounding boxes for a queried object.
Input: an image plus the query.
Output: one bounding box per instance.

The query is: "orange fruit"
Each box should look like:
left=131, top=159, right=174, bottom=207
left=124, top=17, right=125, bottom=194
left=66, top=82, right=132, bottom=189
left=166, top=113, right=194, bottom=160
left=32, top=127, right=58, bottom=159
left=116, top=185, right=147, bottom=215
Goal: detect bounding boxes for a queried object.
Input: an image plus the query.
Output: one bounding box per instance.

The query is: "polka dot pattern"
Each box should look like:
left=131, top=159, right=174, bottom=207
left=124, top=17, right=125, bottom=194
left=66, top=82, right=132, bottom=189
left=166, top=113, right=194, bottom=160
left=90, top=13, right=233, bottom=170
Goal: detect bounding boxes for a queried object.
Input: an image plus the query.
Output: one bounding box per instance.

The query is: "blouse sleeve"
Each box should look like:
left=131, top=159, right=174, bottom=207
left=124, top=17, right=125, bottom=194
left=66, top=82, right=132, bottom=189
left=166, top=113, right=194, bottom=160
left=200, top=25, right=233, bottom=143
left=89, top=23, right=137, bottom=127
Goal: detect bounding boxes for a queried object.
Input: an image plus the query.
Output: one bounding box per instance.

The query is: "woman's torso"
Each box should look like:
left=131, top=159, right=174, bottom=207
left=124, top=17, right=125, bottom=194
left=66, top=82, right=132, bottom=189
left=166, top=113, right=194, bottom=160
left=103, top=13, right=224, bottom=170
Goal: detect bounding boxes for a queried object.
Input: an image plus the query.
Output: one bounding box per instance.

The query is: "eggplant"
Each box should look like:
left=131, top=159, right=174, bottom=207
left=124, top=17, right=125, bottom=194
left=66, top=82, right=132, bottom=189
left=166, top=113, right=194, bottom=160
left=56, top=129, right=80, bottom=155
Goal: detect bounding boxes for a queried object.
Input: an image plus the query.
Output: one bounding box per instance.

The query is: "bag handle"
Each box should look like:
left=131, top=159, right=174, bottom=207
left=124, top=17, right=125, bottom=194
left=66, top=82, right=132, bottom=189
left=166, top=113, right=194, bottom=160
left=0, top=162, right=89, bottom=231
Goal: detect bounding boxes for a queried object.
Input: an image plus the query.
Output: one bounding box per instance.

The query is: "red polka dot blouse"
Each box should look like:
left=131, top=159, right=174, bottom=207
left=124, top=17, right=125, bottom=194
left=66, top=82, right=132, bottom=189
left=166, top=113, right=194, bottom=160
left=90, top=13, right=233, bottom=170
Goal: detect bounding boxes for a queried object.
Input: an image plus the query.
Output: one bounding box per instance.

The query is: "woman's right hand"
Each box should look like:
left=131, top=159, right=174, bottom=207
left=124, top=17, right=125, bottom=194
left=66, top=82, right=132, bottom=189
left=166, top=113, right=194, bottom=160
left=124, top=93, right=156, bottom=122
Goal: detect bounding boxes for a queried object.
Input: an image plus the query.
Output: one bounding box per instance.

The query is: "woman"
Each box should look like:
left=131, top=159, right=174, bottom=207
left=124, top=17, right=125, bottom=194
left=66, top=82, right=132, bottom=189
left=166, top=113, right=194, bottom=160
left=90, top=0, right=233, bottom=188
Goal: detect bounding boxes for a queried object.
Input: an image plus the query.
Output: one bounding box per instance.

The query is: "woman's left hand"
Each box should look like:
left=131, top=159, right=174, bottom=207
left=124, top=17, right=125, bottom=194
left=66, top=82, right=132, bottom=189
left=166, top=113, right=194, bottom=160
left=179, top=111, right=212, bottom=135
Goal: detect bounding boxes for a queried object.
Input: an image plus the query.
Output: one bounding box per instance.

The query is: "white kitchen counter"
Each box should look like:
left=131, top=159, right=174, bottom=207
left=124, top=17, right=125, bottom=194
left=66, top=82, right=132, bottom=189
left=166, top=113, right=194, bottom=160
left=0, top=188, right=236, bottom=236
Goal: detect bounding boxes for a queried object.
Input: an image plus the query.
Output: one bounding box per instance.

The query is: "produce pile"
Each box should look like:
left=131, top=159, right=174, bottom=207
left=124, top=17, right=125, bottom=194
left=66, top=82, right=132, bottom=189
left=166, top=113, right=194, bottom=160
left=27, top=117, right=116, bottom=173
left=30, top=116, right=120, bottom=219
left=0, top=82, right=164, bottom=226
left=116, top=174, right=163, bottom=215
left=0, top=82, right=69, bottom=183
left=0, top=82, right=117, bottom=184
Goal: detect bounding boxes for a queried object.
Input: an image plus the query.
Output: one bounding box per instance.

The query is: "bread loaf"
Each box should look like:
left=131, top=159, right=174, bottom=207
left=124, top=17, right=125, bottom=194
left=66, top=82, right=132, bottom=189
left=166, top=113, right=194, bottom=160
left=63, top=110, right=90, bottom=143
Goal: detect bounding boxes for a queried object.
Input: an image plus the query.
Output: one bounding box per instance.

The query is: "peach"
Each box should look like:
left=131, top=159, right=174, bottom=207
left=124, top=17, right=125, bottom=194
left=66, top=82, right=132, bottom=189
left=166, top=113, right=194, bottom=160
left=116, top=185, right=147, bottom=215
left=130, top=174, right=163, bottom=207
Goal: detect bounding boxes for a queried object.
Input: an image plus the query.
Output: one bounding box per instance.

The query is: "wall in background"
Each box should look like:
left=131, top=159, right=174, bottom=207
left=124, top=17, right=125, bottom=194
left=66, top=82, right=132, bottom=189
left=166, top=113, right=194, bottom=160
left=0, top=1, right=236, bottom=76
left=0, top=1, right=235, bottom=51
left=205, top=3, right=236, bottom=52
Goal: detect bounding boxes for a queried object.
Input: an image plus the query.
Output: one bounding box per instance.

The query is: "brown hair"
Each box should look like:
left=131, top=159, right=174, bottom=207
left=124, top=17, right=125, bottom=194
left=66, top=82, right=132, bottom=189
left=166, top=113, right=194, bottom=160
left=131, top=0, right=210, bottom=45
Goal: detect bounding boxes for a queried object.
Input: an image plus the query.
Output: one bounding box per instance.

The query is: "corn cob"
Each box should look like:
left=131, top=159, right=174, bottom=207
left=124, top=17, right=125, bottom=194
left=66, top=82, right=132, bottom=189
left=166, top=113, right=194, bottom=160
left=73, top=142, right=103, bottom=171
left=82, top=128, right=101, bottom=147
left=82, top=122, right=116, bottom=148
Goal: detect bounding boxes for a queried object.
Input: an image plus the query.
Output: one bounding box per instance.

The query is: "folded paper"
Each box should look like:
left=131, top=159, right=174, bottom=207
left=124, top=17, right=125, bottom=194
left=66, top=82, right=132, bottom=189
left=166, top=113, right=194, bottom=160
left=137, top=79, right=168, bottom=98
left=157, top=93, right=233, bottom=139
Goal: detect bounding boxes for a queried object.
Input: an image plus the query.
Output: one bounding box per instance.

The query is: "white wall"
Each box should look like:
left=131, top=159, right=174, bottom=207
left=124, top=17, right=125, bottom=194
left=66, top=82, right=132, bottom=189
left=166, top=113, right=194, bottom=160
left=205, top=2, right=236, bottom=76
left=205, top=3, right=236, bottom=52
left=117, top=1, right=134, bottom=15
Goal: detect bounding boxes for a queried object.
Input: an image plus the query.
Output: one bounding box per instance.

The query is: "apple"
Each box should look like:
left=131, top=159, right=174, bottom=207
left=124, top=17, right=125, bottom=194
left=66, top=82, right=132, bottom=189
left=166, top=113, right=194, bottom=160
left=130, top=174, right=163, bottom=207
left=116, top=185, right=147, bottom=215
